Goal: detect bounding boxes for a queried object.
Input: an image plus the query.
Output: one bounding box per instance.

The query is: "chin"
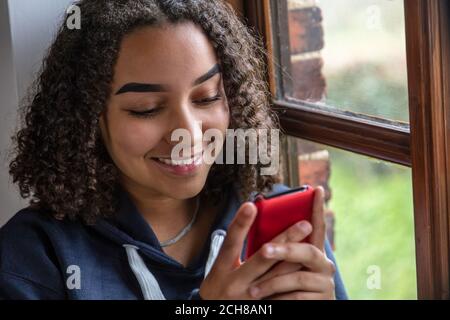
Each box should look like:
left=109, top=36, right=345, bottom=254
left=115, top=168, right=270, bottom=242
left=153, top=176, right=208, bottom=200
left=163, top=186, right=204, bottom=200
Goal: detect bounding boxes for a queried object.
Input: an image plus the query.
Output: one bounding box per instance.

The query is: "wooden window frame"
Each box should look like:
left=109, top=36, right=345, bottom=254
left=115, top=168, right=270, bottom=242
left=243, top=0, right=450, bottom=299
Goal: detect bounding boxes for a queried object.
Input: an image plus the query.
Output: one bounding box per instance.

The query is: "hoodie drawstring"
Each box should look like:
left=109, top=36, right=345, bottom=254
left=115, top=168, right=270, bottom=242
left=123, top=229, right=227, bottom=300
left=123, top=244, right=166, bottom=300
left=204, top=229, right=226, bottom=277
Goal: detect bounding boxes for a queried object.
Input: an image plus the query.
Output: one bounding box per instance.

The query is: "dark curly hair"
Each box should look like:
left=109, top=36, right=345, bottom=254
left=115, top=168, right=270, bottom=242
left=9, top=0, right=282, bottom=224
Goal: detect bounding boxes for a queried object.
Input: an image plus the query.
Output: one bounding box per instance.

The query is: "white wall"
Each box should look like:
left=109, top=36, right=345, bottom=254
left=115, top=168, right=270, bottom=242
left=0, top=0, right=21, bottom=227
left=0, top=0, right=73, bottom=226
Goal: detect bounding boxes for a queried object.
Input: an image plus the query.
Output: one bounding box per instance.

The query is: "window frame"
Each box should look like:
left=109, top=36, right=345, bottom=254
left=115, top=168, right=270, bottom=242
left=243, top=0, right=450, bottom=299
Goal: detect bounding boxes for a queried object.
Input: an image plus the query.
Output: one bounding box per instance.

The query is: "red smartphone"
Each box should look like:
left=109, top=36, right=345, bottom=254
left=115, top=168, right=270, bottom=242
left=245, top=185, right=315, bottom=259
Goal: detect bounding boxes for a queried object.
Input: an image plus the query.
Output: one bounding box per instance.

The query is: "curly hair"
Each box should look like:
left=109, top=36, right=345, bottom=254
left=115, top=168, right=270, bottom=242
left=9, top=0, right=282, bottom=224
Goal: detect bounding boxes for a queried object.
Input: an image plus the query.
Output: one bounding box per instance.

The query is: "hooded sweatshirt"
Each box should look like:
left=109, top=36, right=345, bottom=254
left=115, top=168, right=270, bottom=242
left=0, top=183, right=347, bottom=300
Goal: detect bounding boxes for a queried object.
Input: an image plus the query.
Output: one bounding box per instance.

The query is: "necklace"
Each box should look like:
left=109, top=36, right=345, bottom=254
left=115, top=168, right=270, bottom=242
left=159, top=196, right=200, bottom=248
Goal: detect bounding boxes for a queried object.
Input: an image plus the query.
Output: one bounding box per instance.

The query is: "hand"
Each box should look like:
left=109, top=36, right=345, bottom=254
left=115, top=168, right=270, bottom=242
left=249, top=186, right=337, bottom=300
left=198, top=201, right=313, bottom=299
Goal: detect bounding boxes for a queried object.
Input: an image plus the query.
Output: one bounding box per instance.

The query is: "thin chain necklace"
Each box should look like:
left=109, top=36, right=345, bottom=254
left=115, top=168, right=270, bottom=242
left=159, top=196, right=200, bottom=248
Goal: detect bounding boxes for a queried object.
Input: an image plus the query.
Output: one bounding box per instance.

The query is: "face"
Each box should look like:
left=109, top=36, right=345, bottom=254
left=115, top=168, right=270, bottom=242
left=100, top=22, right=230, bottom=200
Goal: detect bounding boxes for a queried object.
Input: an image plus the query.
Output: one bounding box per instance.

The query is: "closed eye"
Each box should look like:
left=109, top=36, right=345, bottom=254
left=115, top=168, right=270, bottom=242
left=194, top=93, right=222, bottom=105
left=127, top=108, right=161, bottom=118
left=126, top=94, right=222, bottom=119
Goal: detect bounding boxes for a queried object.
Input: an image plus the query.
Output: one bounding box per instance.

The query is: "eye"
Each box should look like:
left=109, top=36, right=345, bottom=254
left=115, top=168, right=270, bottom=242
left=127, top=107, right=162, bottom=119
left=194, top=93, right=222, bottom=106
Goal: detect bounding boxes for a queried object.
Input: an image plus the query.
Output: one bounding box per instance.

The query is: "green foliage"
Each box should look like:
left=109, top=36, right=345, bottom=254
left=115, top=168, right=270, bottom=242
left=326, top=63, right=409, bottom=123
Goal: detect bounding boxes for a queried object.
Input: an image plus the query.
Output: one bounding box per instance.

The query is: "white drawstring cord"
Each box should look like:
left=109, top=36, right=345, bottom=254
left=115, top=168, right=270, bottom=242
left=123, top=229, right=226, bottom=300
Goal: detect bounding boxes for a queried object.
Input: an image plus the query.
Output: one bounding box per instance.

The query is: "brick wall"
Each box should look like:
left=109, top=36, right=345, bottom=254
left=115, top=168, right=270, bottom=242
left=288, top=0, right=325, bottom=102
left=288, top=0, right=336, bottom=249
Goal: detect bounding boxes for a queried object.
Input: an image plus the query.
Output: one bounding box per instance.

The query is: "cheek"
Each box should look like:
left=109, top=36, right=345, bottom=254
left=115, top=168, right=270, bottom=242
left=110, top=119, right=161, bottom=157
left=205, top=102, right=230, bottom=133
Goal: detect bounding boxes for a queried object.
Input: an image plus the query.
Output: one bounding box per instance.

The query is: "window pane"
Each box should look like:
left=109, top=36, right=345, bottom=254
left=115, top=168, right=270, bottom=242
left=286, top=138, right=416, bottom=299
left=284, top=0, right=409, bottom=124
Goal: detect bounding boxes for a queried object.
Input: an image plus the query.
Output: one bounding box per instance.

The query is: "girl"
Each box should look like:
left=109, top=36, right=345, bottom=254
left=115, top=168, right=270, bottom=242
left=0, top=0, right=346, bottom=300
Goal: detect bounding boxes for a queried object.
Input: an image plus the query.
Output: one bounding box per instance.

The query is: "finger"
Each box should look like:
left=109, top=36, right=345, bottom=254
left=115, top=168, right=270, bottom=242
left=249, top=271, right=333, bottom=299
left=253, top=261, right=303, bottom=285
left=266, top=291, right=331, bottom=300
left=214, top=202, right=257, bottom=271
left=237, top=242, right=286, bottom=284
left=238, top=220, right=312, bottom=282
left=270, top=220, right=312, bottom=244
left=263, top=242, right=335, bottom=273
left=310, top=186, right=326, bottom=251
left=252, top=221, right=312, bottom=284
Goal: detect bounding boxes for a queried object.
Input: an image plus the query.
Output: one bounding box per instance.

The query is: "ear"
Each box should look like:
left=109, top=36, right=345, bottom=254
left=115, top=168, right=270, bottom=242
left=98, top=111, right=110, bottom=144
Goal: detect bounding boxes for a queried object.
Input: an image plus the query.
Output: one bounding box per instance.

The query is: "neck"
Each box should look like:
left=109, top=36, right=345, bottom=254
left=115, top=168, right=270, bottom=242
left=120, top=179, right=199, bottom=241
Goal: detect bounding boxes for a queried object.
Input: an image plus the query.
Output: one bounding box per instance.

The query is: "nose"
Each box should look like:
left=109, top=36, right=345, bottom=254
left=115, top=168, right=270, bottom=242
left=165, top=103, right=203, bottom=156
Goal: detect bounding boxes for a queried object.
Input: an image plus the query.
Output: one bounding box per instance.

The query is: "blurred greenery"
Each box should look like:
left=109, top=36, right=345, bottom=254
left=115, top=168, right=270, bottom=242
left=326, top=63, right=409, bottom=123
left=328, top=150, right=417, bottom=300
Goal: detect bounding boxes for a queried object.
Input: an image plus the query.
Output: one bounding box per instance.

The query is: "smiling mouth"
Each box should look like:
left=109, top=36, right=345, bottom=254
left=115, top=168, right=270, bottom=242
left=150, top=152, right=203, bottom=166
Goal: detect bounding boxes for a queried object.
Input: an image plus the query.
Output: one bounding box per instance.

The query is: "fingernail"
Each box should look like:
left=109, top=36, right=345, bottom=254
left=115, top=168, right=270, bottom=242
left=264, top=245, right=275, bottom=257
left=244, top=204, right=255, bottom=217
left=298, top=221, right=312, bottom=234
left=249, top=286, right=260, bottom=298
left=274, top=246, right=286, bottom=254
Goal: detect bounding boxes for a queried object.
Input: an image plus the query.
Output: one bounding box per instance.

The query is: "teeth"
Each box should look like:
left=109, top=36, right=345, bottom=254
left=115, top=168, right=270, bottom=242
left=194, top=155, right=202, bottom=165
left=156, top=154, right=202, bottom=166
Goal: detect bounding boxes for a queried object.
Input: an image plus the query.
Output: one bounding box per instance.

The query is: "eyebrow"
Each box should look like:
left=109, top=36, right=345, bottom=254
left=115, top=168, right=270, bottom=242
left=115, top=63, right=221, bottom=95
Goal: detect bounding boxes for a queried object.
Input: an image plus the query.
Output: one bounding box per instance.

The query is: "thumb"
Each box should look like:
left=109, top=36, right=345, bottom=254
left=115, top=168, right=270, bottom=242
left=212, top=202, right=257, bottom=271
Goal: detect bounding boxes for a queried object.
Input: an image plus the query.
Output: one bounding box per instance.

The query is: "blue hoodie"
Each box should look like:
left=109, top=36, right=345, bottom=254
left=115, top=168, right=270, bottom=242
left=0, top=183, right=347, bottom=300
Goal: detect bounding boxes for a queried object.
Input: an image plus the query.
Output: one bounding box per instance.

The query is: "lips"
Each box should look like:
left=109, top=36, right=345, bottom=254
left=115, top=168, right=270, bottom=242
left=150, top=153, right=203, bottom=177
left=151, top=151, right=203, bottom=166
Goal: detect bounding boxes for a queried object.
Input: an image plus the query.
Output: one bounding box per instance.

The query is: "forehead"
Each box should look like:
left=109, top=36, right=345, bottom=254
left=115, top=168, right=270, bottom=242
left=113, top=22, right=218, bottom=87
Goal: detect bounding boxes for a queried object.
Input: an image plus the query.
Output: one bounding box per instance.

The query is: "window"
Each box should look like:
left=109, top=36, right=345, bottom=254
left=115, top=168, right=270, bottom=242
left=296, top=138, right=416, bottom=299
left=243, top=0, right=450, bottom=299
left=286, top=0, right=409, bottom=123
